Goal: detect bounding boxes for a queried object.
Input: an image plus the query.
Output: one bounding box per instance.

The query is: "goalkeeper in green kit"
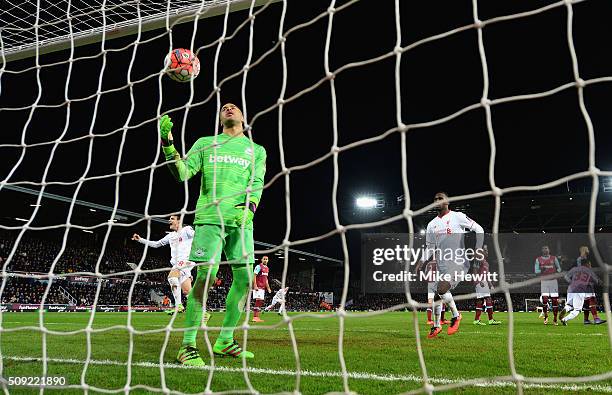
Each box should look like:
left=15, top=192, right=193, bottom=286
left=158, top=103, right=266, bottom=365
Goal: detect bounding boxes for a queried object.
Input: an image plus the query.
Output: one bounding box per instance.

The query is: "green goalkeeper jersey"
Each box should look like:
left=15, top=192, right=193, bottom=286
left=162, top=133, right=266, bottom=229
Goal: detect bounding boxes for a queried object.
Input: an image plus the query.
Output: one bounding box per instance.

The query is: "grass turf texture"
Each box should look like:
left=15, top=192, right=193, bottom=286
left=0, top=311, right=610, bottom=394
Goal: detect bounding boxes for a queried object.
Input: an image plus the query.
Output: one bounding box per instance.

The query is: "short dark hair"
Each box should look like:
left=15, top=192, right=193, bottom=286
left=435, top=191, right=449, bottom=197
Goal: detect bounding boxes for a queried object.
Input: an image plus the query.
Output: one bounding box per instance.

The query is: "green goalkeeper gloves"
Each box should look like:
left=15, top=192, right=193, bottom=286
left=159, top=114, right=174, bottom=147
left=233, top=202, right=256, bottom=227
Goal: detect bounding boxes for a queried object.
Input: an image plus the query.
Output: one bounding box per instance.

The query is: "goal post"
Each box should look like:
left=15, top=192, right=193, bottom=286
left=0, top=0, right=281, bottom=64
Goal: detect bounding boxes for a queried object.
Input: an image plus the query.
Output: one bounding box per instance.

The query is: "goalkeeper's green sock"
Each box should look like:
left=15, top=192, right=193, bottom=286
left=217, top=264, right=252, bottom=344
left=182, top=265, right=218, bottom=346
left=182, top=289, right=202, bottom=346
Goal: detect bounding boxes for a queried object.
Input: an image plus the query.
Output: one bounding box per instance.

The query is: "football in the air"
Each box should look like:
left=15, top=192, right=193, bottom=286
left=164, top=48, right=200, bottom=82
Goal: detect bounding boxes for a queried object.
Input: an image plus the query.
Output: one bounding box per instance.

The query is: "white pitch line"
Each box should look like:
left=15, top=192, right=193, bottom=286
left=2, top=322, right=607, bottom=336
left=4, top=356, right=612, bottom=393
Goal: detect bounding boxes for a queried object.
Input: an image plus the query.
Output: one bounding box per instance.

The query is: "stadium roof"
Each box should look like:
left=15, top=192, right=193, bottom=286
left=0, top=185, right=343, bottom=265
left=342, top=189, right=612, bottom=234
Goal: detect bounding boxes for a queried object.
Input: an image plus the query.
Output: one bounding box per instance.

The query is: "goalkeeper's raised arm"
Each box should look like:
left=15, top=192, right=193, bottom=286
left=158, top=107, right=266, bottom=228
left=158, top=114, right=199, bottom=182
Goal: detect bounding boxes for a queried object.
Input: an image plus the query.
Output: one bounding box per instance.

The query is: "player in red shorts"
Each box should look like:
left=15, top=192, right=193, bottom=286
left=252, top=256, right=271, bottom=322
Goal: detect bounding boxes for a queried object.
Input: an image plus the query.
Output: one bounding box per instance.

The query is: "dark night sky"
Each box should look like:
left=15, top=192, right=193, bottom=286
left=1, top=0, right=612, bottom=266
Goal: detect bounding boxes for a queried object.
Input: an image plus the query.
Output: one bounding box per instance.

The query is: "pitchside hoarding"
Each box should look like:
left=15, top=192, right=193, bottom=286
left=0, top=304, right=161, bottom=312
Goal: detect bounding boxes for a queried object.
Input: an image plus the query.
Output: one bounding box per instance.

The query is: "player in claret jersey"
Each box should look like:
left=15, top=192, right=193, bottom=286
left=252, top=256, right=271, bottom=322
left=416, top=192, right=485, bottom=339
left=576, top=246, right=605, bottom=324
left=158, top=103, right=267, bottom=365
left=472, top=245, right=501, bottom=326
left=559, top=260, right=605, bottom=325
left=535, top=245, right=562, bottom=325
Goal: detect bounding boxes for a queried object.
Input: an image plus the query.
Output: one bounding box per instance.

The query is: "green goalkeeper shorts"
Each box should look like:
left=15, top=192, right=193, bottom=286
left=189, top=224, right=255, bottom=266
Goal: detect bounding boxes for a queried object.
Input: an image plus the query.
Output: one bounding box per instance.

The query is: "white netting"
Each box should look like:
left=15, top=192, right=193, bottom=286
left=0, top=0, right=273, bottom=62
left=0, top=0, right=611, bottom=393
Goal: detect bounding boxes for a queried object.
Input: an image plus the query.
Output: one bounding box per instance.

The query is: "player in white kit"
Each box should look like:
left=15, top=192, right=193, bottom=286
left=424, top=260, right=448, bottom=325
left=559, top=260, right=605, bottom=325
left=132, top=215, right=195, bottom=313
left=416, top=192, right=485, bottom=339
left=264, top=287, right=289, bottom=315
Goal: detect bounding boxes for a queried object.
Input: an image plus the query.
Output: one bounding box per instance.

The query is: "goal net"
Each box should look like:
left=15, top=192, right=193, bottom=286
left=1, top=0, right=611, bottom=393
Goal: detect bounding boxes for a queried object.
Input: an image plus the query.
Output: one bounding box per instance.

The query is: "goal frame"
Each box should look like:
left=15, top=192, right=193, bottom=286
left=0, top=0, right=280, bottom=64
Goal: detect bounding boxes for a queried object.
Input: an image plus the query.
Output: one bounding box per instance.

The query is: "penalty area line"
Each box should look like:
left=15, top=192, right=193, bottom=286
left=3, top=323, right=606, bottom=337
left=3, top=355, right=612, bottom=392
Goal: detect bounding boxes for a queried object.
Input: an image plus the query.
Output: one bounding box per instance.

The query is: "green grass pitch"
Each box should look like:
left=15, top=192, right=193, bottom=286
left=1, top=311, right=610, bottom=394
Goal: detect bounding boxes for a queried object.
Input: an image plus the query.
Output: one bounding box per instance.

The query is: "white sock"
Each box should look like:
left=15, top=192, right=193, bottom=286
left=441, top=292, right=459, bottom=318
left=433, top=302, right=442, bottom=328
left=172, top=286, right=182, bottom=307
left=564, top=309, right=580, bottom=321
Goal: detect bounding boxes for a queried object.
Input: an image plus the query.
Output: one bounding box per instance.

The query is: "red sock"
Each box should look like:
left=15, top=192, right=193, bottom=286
left=475, top=300, right=483, bottom=321
left=440, top=304, right=446, bottom=321
left=552, top=297, right=559, bottom=321
left=254, top=299, right=263, bottom=318
left=590, top=297, right=599, bottom=319
left=427, top=308, right=432, bottom=322
left=542, top=296, right=549, bottom=318
left=584, top=298, right=591, bottom=321
left=486, top=297, right=494, bottom=320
